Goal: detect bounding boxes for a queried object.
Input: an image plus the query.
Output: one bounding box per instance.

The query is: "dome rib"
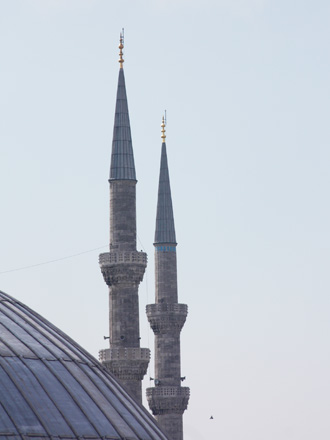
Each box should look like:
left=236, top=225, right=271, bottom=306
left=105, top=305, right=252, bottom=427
left=0, top=299, right=110, bottom=438
left=0, top=291, right=169, bottom=440
left=9, top=304, right=155, bottom=436
left=8, top=306, right=151, bottom=437
left=0, top=357, right=54, bottom=438
left=84, top=364, right=164, bottom=440
left=0, top=309, right=88, bottom=438
left=0, top=398, right=20, bottom=438
left=15, top=300, right=165, bottom=439
left=0, top=300, right=142, bottom=439
left=2, top=298, right=93, bottom=363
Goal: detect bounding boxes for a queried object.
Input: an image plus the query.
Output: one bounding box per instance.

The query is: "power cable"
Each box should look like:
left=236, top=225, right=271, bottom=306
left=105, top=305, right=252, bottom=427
left=0, top=245, right=108, bottom=275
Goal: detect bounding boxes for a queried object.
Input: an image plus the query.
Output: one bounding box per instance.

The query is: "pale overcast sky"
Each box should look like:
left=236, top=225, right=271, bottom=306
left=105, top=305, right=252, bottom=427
left=0, top=1, right=330, bottom=439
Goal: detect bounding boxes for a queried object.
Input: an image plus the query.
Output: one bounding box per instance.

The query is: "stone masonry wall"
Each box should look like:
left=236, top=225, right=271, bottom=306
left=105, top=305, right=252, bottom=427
left=110, top=180, right=136, bottom=251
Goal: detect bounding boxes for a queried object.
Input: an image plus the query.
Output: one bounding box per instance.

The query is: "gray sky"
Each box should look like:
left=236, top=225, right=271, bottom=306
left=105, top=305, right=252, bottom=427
left=1, top=1, right=329, bottom=439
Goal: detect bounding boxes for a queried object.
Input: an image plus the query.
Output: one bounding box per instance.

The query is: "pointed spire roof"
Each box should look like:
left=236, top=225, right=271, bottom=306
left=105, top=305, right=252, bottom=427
left=109, top=36, right=136, bottom=181
left=154, top=120, right=176, bottom=244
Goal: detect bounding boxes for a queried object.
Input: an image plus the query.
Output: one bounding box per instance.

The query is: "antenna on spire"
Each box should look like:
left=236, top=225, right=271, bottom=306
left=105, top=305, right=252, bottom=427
left=119, top=29, right=124, bottom=68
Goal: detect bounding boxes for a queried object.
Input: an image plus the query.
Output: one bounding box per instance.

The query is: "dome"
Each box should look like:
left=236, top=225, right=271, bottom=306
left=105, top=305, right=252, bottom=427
left=0, top=290, right=168, bottom=440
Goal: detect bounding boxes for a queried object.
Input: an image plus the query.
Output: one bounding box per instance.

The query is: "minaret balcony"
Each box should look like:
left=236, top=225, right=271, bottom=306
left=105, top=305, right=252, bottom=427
left=146, top=386, right=190, bottom=415
left=99, top=347, right=150, bottom=381
left=146, top=303, right=188, bottom=334
left=99, top=251, right=147, bottom=286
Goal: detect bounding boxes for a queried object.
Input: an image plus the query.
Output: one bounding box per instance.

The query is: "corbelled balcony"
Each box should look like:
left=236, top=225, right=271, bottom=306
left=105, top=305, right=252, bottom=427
left=146, top=386, right=190, bottom=415
left=146, top=303, right=188, bottom=334
left=99, top=251, right=147, bottom=286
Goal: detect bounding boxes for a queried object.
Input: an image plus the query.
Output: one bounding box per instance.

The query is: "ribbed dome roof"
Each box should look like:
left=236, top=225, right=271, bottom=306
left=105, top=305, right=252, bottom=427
left=0, top=290, right=168, bottom=440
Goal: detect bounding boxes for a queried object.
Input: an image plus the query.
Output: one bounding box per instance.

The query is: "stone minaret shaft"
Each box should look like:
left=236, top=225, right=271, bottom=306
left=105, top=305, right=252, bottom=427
left=146, top=121, right=189, bottom=440
left=99, top=36, right=149, bottom=404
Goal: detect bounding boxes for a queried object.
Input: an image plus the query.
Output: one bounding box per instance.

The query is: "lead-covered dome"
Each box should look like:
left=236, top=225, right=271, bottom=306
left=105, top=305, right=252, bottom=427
left=0, top=290, right=168, bottom=440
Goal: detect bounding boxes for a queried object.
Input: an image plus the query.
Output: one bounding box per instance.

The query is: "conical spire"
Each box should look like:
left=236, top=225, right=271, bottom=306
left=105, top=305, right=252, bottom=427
left=154, top=118, right=176, bottom=244
left=109, top=35, right=136, bottom=181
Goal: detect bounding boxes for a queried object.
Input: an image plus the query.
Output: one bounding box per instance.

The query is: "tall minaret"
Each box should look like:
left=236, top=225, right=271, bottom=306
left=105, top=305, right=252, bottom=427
left=99, top=34, right=150, bottom=404
left=146, top=118, right=190, bottom=440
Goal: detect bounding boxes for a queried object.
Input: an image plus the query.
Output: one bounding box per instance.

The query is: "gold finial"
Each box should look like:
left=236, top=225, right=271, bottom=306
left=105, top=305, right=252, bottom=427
left=119, top=29, right=124, bottom=68
left=161, top=115, right=166, bottom=143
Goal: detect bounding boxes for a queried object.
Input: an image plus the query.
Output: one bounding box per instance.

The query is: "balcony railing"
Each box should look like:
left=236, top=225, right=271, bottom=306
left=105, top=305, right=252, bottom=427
left=99, top=251, right=147, bottom=266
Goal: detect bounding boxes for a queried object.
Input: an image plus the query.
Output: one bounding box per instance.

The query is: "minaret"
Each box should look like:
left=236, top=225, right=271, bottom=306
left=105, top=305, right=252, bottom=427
left=146, top=118, right=190, bottom=440
left=99, top=34, right=150, bottom=404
